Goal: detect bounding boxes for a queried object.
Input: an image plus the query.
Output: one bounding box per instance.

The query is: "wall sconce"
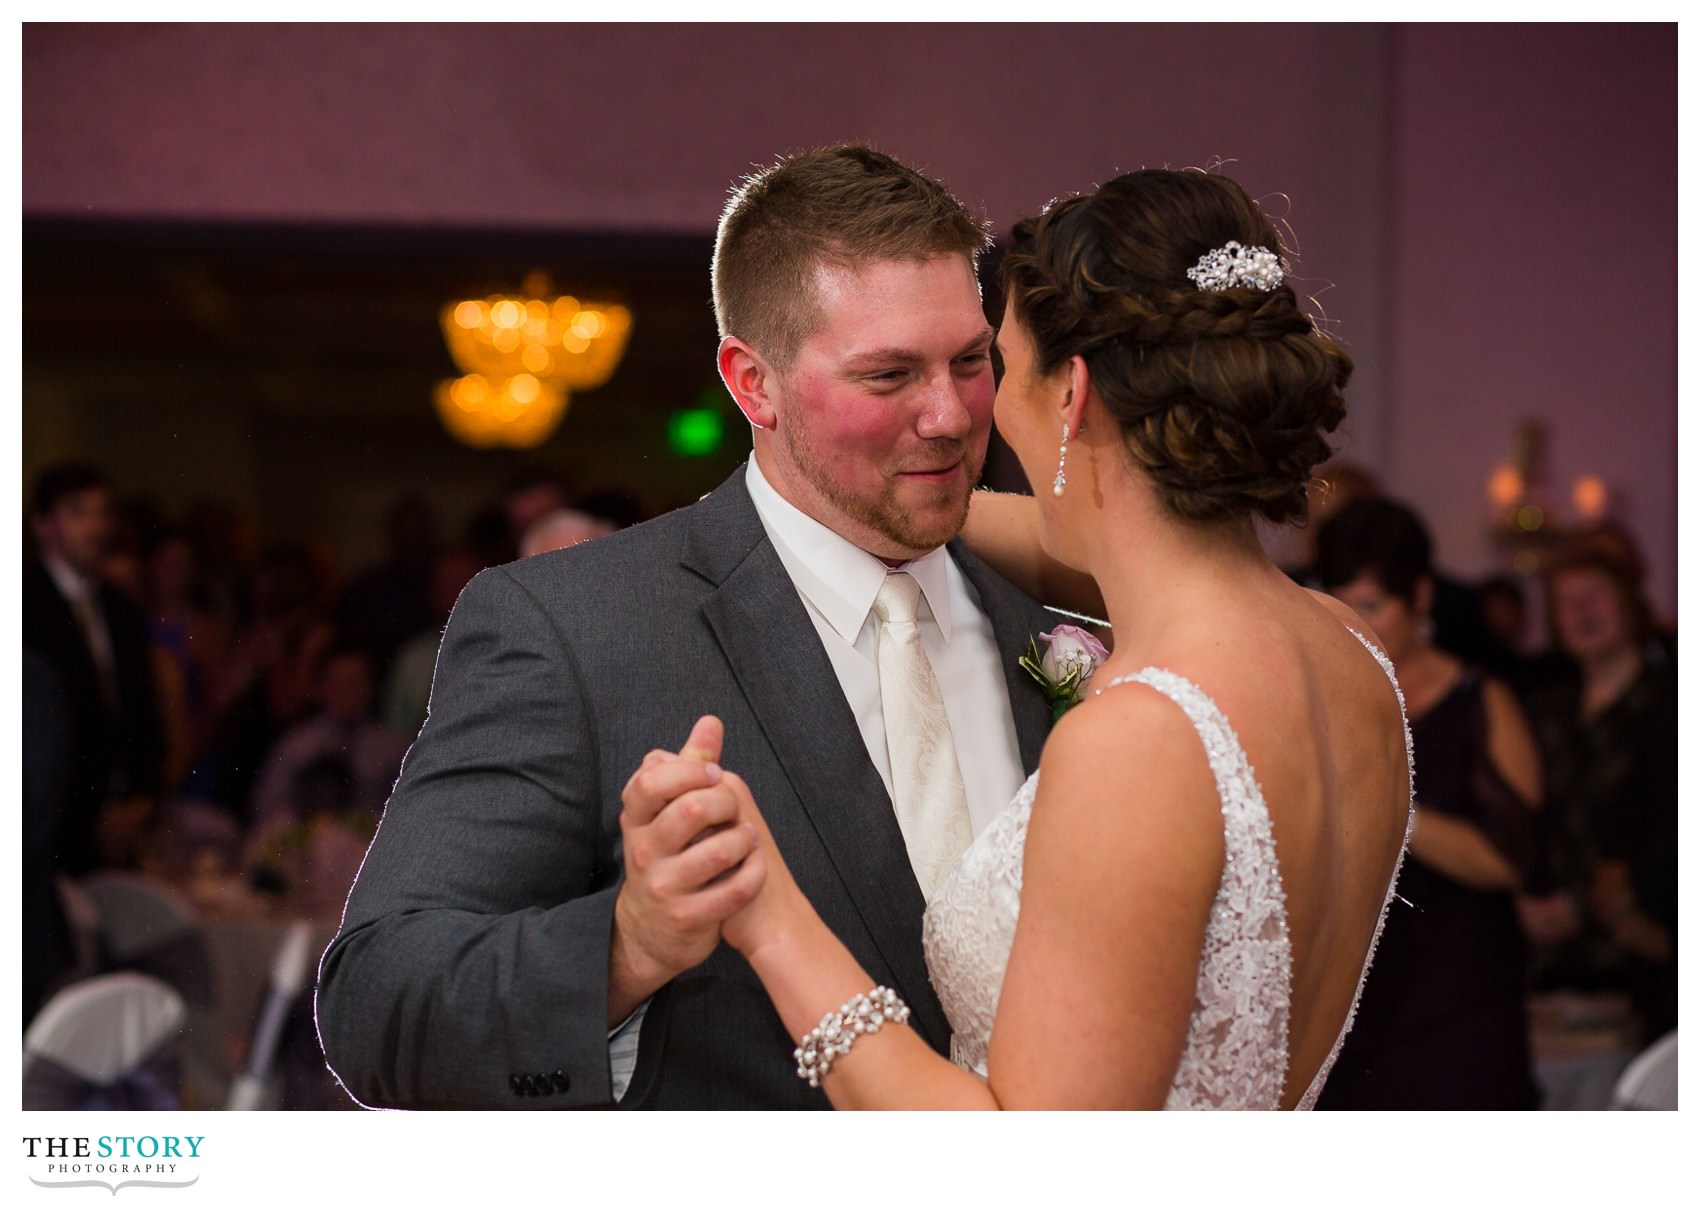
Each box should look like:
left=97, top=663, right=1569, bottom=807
left=1486, top=420, right=1611, bottom=573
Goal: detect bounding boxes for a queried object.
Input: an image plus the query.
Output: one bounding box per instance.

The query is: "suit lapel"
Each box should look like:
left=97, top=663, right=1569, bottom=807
left=686, top=474, right=950, bottom=1049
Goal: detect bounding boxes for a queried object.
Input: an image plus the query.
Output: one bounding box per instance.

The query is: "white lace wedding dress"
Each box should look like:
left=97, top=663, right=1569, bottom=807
left=921, top=629, right=1414, bottom=1109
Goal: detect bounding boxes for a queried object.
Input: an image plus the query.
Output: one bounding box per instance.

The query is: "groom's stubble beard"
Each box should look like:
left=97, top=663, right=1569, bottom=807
left=780, top=419, right=984, bottom=556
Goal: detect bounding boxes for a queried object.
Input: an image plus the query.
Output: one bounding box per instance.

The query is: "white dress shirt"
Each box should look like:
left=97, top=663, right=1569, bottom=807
left=741, top=457, right=1028, bottom=833
left=608, top=457, right=1029, bottom=1098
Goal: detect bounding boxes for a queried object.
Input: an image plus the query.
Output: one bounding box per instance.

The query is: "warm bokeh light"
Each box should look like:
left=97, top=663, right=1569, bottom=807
left=1487, top=463, right=1524, bottom=509
left=433, top=373, right=568, bottom=449
left=436, top=285, right=632, bottom=447
left=1573, top=474, right=1609, bottom=519
left=438, top=294, right=631, bottom=388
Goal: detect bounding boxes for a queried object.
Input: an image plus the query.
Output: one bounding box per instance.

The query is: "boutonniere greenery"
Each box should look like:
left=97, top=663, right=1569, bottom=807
left=1020, top=625, right=1110, bottom=722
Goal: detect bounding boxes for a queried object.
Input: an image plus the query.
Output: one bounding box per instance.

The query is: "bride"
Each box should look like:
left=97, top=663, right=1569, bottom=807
left=645, top=168, right=1412, bottom=1109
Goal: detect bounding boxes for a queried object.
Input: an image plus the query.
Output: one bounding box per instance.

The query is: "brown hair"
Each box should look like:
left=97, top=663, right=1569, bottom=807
left=1000, top=169, right=1351, bottom=525
left=712, top=144, right=989, bottom=369
left=1542, top=544, right=1653, bottom=651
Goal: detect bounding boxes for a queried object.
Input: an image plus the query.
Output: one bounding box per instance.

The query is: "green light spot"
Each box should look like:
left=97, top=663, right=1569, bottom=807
left=669, top=407, right=724, bottom=457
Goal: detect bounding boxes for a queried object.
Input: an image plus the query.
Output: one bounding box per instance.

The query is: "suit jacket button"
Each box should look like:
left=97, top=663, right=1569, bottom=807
left=509, top=1074, right=525, bottom=1096
left=534, top=1072, right=551, bottom=1095
left=551, top=1069, right=570, bottom=1093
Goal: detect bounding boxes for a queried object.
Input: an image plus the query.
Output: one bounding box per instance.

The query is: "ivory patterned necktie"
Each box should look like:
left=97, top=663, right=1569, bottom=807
left=872, top=572, right=972, bottom=901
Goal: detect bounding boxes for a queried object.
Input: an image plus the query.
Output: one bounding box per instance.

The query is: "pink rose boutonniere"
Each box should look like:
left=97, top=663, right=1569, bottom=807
left=1020, top=625, right=1110, bottom=722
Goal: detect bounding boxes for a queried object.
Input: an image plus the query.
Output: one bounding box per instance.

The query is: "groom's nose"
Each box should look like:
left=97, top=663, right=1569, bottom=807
left=914, top=375, right=976, bottom=441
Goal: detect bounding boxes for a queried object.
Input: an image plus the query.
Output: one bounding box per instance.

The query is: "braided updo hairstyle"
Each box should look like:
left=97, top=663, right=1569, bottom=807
left=1000, top=169, right=1351, bottom=525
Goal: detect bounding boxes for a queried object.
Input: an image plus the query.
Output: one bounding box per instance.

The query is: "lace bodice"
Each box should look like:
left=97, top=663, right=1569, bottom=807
left=921, top=630, right=1413, bottom=1109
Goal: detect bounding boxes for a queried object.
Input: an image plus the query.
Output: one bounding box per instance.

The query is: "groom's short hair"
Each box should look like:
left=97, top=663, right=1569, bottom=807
left=712, top=144, right=989, bottom=371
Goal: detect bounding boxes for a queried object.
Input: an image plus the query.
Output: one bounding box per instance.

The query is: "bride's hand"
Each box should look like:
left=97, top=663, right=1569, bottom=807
left=715, top=767, right=809, bottom=959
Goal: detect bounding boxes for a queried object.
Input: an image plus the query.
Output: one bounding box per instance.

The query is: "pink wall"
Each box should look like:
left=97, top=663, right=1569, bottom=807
left=24, top=23, right=1675, bottom=610
left=1387, top=24, right=1676, bottom=614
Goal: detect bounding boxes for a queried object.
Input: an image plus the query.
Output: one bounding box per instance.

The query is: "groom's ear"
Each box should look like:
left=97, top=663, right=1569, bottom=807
left=718, top=337, right=778, bottom=430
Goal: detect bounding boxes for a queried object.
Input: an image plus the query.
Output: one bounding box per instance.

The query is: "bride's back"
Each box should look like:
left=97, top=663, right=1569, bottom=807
left=1163, top=581, right=1410, bottom=1107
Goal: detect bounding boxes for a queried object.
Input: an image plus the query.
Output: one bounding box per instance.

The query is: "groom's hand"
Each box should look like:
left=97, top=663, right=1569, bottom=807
left=608, top=715, right=764, bottom=1024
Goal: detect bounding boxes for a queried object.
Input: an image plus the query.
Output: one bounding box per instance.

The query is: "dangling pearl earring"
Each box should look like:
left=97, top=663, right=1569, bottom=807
left=1052, top=422, right=1071, bottom=498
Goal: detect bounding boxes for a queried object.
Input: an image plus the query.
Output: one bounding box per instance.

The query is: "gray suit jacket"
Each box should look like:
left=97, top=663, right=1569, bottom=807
left=316, top=467, right=1056, bottom=1109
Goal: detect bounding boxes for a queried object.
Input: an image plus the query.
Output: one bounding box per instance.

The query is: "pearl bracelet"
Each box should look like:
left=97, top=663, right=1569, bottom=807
left=794, top=985, right=911, bottom=1087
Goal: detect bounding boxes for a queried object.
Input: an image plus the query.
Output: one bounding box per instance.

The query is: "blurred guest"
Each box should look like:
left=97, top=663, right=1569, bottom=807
left=336, top=493, right=438, bottom=679
left=1475, top=572, right=1558, bottom=700
left=1313, top=497, right=1545, bottom=1109
left=381, top=546, right=484, bottom=741
left=1478, top=574, right=1529, bottom=657
left=23, top=650, right=75, bottom=1026
left=246, top=645, right=406, bottom=888
left=23, top=461, right=164, bottom=873
left=184, top=541, right=334, bottom=825
left=143, top=528, right=232, bottom=790
left=1525, top=547, right=1676, bottom=1044
left=184, top=496, right=259, bottom=634
left=100, top=492, right=166, bottom=607
left=517, top=507, right=616, bottom=559
left=1567, top=518, right=1676, bottom=660
left=1281, top=464, right=1510, bottom=673
left=503, top=465, right=573, bottom=557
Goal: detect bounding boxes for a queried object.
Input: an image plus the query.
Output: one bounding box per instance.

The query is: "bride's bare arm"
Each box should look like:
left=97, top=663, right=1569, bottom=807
left=718, top=773, right=1000, bottom=1110
left=986, top=688, right=1218, bottom=1104
left=963, top=490, right=1106, bottom=620
left=720, top=691, right=1219, bottom=1109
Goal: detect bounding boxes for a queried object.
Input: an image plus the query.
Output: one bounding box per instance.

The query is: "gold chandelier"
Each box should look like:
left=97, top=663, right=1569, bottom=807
left=435, top=272, right=632, bottom=449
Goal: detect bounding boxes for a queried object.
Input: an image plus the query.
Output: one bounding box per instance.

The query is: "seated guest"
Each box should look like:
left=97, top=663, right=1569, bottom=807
left=1312, top=497, right=1545, bottom=1109
left=1524, top=545, right=1676, bottom=1045
left=185, top=541, right=334, bottom=826
left=245, top=645, right=406, bottom=891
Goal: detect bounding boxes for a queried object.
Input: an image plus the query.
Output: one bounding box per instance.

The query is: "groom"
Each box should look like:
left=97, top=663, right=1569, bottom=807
left=316, top=144, right=1056, bottom=1109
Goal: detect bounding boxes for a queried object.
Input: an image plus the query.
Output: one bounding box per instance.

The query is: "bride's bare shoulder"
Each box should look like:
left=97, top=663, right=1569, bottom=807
left=1034, top=674, right=1224, bottom=839
left=1303, top=587, right=1377, bottom=641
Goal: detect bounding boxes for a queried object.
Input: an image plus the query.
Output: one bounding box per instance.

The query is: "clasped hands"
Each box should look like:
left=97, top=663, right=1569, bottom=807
left=608, top=715, right=796, bottom=1020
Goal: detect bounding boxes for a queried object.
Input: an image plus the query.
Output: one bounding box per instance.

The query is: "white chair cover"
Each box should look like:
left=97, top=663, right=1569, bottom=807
left=78, top=870, right=223, bottom=1108
left=1613, top=1030, right=1677, bottom=1110
left=79, top=871, right=200, bottom=958
left=23, top=973, right=186, bottom=1109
